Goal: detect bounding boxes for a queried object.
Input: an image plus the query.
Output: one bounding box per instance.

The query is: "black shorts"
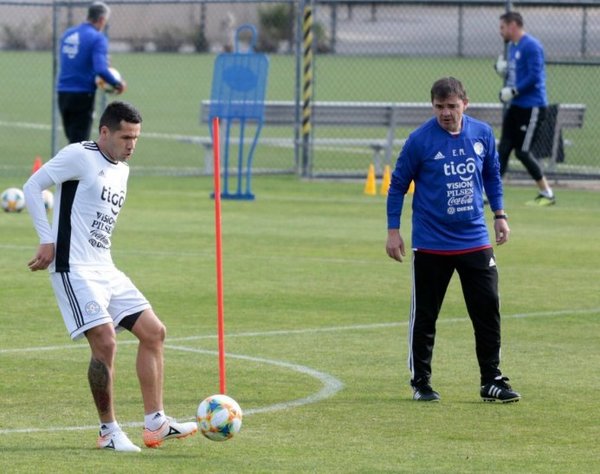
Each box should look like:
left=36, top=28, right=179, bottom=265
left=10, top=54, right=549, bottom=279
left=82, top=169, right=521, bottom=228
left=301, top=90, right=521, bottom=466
left=501, top=104, right=546, bottom=153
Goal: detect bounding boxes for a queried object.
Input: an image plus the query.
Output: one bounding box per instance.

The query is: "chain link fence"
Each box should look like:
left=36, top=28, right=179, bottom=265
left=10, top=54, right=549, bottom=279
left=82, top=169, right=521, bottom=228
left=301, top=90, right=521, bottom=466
left=1, top=0, right=598, bottom=180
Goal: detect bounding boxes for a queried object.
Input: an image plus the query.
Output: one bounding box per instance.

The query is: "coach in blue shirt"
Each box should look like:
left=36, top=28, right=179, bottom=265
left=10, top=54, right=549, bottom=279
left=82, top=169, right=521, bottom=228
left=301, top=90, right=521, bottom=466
left=57, top=1, right=126, bottom=143
left=386, top=77, right=520, bottom=404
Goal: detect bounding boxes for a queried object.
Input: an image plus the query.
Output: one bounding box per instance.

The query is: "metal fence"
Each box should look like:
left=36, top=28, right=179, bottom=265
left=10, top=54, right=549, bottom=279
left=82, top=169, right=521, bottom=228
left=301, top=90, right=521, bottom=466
left=1, top=0, right=598, bottom=180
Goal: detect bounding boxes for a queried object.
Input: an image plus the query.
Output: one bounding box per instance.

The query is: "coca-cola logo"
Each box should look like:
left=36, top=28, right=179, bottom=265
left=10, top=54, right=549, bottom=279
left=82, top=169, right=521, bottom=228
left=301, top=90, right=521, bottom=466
left=448, top=195, right=473, bottom=206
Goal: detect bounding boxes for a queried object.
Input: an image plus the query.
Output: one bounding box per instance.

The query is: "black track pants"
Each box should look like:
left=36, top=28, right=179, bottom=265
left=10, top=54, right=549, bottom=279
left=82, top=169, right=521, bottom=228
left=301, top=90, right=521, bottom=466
left=408, top=248, right=502, bottom=386
left=58, top=92, right=96, bottom=143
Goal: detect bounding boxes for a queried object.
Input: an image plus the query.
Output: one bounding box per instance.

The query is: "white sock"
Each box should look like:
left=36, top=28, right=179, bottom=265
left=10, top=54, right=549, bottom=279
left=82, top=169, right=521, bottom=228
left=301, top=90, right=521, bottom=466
left=541, top=188, right=554, bottom=198
left=100, top=421, right=120, bottom=436
left=144, top=411, right=167, bottom=431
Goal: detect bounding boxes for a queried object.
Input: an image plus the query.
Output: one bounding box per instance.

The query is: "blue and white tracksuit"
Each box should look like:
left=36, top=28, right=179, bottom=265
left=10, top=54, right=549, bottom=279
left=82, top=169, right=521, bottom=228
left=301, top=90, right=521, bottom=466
left=387, top=115, right=505, bottom=386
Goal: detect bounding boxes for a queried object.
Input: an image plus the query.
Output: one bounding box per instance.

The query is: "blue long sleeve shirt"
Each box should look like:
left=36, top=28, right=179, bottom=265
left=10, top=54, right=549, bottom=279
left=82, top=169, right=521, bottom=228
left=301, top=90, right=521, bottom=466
left=386, top=114, right=504, bottom=252
left=57, top=22, right=119, bottom=93
left=506, top=34, right=548, bottom=108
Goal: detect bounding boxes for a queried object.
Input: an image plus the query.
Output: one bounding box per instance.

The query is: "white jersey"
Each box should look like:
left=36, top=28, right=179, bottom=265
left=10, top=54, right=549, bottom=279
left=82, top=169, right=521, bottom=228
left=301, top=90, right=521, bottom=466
left=44, top=141, right=129, bottom=272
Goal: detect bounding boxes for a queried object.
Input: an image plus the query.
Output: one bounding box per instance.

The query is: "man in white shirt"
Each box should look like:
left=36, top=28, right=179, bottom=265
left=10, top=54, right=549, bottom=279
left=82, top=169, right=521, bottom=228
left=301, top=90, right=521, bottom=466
left=24, top=101, right=197, bottom=452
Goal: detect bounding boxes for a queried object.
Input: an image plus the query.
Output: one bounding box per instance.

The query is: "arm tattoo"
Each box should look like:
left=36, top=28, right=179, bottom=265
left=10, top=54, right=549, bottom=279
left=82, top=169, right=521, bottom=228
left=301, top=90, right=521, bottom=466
left=88, top=357, right=111, bottom=417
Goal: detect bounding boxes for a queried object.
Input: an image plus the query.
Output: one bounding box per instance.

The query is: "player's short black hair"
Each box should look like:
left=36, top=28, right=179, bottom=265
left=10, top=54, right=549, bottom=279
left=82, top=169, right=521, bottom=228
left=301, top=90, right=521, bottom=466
left=430, top=77, right=468, bottom=102
left=99, top=101, right=143, bottom=132
left=500, top=11, right=524, bottom=27
left=87, top=2, right=110, bottom=23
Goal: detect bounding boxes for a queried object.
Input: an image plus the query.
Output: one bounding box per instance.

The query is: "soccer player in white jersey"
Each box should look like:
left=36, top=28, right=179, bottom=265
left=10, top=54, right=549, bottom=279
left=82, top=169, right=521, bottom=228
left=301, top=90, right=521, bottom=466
left=23, top=101, right=197, bottom=452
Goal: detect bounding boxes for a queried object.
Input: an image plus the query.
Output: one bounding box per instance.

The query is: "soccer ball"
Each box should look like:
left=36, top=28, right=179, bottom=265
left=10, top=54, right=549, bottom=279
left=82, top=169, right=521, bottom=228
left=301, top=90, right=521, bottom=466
left=196, top=394, right=242, bottom=441
left=42, top=189, right=54, bottom=211
left=1, top=187, right=26, bottom=213
left=96, top=67, right=122, bottom=93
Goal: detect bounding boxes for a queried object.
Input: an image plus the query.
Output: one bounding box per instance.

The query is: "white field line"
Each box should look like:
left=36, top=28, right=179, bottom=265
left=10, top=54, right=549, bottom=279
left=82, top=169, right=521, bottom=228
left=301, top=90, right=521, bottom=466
left=0, top=120, right=50, bottom=131
left=0, top=120, right=372, bottom=155
left=0, top=346, right=344, bottom=435
left=164, top=346, right=345, bottom=416
left=0, top=120, right=197, bottom=142
left=0, top=307, right=597, bottom=435
left=1, top=243, right=383, bottom=265
left=1, top=307, right=598, bottom=356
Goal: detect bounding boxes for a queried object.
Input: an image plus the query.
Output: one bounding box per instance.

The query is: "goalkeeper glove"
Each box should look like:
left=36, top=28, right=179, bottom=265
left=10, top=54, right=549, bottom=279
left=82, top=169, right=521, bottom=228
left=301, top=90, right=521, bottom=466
left=499, top=87, right=517, bottom=103
left=494, top=54, right=508, bottom=77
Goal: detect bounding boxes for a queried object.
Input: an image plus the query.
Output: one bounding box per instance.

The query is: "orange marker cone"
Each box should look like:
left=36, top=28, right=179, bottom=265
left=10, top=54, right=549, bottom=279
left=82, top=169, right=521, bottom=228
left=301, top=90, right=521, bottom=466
left=364, top=164, right=377, bottom=196
left=32, top=156, right=42, bottom=174
left=380, top=165, right=391, bottom=196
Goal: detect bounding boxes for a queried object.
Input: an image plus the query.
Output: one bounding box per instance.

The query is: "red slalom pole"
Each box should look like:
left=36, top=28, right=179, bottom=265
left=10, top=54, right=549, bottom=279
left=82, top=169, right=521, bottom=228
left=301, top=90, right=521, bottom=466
left=212, top=117, right=227, bottom=395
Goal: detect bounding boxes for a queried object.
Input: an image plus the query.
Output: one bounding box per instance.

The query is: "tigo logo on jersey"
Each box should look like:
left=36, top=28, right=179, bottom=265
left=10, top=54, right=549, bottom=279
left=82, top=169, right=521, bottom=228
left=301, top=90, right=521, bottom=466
left=443, top=157, right=476, bottom=181
left=101, top=186, right=125, bottom=216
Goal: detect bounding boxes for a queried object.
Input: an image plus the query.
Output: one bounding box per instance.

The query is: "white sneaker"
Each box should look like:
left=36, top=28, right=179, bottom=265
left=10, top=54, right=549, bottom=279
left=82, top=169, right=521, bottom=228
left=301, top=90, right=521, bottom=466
left=143, top=417, right=198, bottom=448
left=97, top=430, right=142, bottom=452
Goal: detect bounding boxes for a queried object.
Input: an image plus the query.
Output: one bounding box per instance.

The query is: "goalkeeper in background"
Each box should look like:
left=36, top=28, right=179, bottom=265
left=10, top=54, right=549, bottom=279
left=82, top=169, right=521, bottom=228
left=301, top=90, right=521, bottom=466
left=495, top=11, right=555, bottom=206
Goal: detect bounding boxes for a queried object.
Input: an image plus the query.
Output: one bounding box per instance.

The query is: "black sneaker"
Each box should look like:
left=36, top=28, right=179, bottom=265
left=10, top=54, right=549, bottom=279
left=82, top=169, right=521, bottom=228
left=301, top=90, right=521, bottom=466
left=412, top=382, right=441, bottom=402
left=480, top=376, right=521, bottom=403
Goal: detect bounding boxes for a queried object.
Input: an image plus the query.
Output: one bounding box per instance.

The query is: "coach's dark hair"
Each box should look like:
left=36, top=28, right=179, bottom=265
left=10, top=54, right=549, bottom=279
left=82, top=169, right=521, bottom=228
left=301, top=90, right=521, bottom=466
left=88, top=2, right=110, bottom=23
left=430, top=77, right=468, bottom=102
left=99, top=101, right=142, bottom=132
left=500, top=11, right=524, bottom=27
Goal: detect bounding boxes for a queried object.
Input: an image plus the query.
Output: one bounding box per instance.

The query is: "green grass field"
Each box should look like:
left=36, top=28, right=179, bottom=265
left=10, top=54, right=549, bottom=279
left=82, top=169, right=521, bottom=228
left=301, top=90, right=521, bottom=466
left=1, top=52, right=599, bottom=177
left=1, top=173, right=599, bottom=473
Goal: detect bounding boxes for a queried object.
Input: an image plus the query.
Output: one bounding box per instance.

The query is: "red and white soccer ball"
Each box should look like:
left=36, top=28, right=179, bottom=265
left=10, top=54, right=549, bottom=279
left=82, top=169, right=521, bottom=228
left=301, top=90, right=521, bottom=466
left=196, top=394, right=242, bottom=442
left=95, top=67, right=122, bottom=93
left=1, top=187, right=25, bottom=213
